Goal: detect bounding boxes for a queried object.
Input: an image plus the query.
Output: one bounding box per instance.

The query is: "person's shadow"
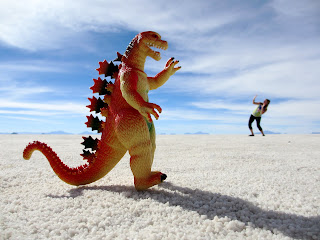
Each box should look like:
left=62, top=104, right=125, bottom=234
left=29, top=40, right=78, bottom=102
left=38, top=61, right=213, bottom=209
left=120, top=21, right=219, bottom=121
left=48, top=182, right=319, bottom=239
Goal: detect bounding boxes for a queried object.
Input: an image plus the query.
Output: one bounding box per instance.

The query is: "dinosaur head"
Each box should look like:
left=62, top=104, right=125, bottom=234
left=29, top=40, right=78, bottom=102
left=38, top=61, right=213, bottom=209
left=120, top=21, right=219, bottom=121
left=138, top=31, right=168, bottom=61
left=124, top=31, right=168, bottom=62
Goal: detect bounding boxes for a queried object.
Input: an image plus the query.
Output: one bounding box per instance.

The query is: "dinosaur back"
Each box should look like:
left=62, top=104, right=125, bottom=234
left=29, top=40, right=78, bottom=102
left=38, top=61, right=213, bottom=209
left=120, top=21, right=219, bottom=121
left=81, top=54, right=121, bottom=162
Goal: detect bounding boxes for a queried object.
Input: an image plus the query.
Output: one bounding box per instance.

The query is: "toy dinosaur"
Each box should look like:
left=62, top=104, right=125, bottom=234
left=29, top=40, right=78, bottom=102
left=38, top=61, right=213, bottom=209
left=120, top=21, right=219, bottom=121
left=23, top=31, right=181, bottom=191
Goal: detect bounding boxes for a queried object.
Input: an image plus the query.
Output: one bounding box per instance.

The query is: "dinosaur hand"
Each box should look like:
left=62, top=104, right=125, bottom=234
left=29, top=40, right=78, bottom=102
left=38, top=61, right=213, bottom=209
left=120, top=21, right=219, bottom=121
left=164, top=57, right=181, bottom=76
left=139, top=102, right=162, bottom=122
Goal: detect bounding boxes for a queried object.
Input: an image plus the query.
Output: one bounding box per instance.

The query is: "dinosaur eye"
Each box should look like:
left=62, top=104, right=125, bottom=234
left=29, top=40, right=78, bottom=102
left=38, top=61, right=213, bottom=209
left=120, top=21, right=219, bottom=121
left=153, top=34, right=159, bottom=39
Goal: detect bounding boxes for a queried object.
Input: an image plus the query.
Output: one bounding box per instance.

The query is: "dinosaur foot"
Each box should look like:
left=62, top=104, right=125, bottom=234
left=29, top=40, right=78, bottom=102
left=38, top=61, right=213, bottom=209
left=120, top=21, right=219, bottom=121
left=161, top=173, right=167, bottom=182
left=134, top=171, right=167, bottom=191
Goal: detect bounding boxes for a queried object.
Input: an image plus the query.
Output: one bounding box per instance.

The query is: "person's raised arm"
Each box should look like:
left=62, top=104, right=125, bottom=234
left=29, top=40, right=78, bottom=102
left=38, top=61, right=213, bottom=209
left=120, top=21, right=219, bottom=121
left=253, top=95, right=262, bottom=105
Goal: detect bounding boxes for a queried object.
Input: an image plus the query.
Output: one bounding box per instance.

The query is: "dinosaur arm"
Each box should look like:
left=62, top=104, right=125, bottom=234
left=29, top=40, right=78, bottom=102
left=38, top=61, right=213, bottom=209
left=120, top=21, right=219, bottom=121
left=120, top=71, right=145, bottom=109
left=120, top=71, right=162, bottom=122
left=148, top=58, right=181, bottom=90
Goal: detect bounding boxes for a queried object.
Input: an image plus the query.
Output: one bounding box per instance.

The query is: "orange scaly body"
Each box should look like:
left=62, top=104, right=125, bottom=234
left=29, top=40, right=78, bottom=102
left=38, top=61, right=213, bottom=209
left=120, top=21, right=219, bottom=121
left=23, top=31, right=181, bottom=190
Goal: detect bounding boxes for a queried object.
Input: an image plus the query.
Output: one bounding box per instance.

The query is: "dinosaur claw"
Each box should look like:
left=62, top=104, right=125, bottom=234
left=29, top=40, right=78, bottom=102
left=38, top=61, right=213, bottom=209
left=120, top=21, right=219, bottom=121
left=161, top=174, right=167, bottom=182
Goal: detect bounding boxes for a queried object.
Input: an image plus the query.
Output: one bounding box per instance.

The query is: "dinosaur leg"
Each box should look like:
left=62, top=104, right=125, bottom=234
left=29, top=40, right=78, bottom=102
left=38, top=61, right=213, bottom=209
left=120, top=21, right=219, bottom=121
left=92, top=123, right=127, bottom=183
left=115, top=110, right=165, bottom=190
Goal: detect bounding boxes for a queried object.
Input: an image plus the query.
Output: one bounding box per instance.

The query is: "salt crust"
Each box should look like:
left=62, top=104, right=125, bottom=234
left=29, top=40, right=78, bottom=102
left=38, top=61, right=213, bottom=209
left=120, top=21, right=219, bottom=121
left=1, top=134, right=319, bottom=239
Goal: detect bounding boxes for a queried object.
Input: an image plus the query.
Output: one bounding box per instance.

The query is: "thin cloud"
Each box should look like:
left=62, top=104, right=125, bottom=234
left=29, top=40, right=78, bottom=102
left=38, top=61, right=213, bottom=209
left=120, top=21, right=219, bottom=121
left=0, top=60, right=72, bottom=73
left=4, top=115, right=55, bottom=122
left=208, top=59, right=320, bottom=99
left=161, top=108, right=247, bottom=122
left=0, top=78, right=56, bottom=100
left=191, top=101, right=251, bottom=112
left=0, top=1, right=264, bottom=50
left=164, top=57, right=320, bottom=100
left=191, top=99, right=320, bottom=119
left=0, top=100, right=87, bottom=114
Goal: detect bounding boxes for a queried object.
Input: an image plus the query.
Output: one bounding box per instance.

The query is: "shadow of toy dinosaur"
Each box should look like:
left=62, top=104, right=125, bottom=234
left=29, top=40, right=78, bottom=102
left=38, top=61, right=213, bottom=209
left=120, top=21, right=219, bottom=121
left=48, top=182, right=319, bottom=239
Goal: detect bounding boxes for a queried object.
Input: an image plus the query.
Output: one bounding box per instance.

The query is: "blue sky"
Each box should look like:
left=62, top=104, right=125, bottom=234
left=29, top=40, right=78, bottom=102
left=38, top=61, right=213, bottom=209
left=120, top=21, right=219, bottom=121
left=0, top=0, right=319, bottom=134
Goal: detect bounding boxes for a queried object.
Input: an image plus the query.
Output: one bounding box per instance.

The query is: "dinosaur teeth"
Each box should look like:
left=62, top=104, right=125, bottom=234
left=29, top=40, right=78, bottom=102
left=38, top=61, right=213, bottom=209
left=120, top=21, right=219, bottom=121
left=147, top=42, right=161, bottom=49
left=146, top=41, right=167, bottom=51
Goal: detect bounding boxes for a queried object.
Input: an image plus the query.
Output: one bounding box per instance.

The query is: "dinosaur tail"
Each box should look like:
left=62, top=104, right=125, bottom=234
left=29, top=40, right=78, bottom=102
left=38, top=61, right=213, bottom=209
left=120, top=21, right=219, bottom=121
left=22, top=56, right=123, bottom=186
left=23, top=141, right=119, bottom=186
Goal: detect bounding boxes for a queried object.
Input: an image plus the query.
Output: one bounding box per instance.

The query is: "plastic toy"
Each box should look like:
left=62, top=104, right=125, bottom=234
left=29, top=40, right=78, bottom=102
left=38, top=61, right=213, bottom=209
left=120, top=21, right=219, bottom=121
left=23, top=31, right=181, bottom=190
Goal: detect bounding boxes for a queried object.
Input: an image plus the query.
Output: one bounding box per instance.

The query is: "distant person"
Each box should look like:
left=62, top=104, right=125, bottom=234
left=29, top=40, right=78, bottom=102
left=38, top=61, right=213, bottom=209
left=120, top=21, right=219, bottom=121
left=248, top=95, right=270, bottom=136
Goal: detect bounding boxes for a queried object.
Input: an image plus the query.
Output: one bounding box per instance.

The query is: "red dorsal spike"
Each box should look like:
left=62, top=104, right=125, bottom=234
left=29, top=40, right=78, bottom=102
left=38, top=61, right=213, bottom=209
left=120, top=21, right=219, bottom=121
left=114, top=52, right=123, bottom=62
left=81, top=136, right=99, bottom=151
left=85, top=115, right=103, bottom=133
left=80, top=150, right=95, bottom=163
left=86, top=96, right=105, bottom=113
left=100, top=107, right=109, bottom=117
left=96, top=60, right=109, bottom=75
left=90, top=77, right=112, bottom=95
left=90, top=77, right=104, bottom=94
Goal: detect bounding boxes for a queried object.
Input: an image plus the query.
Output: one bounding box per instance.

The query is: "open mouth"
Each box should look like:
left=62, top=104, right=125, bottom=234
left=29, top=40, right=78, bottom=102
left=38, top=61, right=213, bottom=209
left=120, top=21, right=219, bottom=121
left=146, top=42, right=167, bottom=50
left=146, top=41, right=168, bottom=60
